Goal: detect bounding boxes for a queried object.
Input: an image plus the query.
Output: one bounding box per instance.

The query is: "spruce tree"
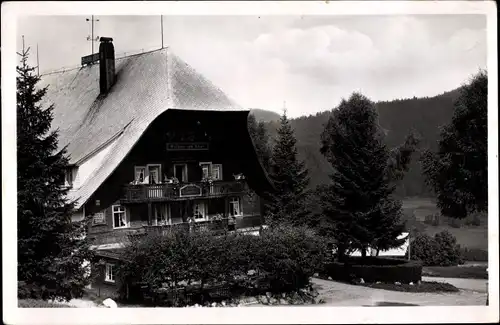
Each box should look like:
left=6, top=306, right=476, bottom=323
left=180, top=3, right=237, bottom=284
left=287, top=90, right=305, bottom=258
left=247, top=113, right=272, bottom=171
left=17, top=46, right=93, bottom=301
left=266, top=110, right=310, bottom=225
left=320, top=93, right=406, bottom=259
left=421, top=70, right=488, bottom=219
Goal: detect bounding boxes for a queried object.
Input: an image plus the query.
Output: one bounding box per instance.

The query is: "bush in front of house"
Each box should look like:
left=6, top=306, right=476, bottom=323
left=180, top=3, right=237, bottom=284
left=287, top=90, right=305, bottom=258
left=117, top=225, right=326, bottom=306
left=18, top=298, right=73, bottom=308
left=409, top=231, right=464, bottom=266
left=324, top=256, right=422, bottom=284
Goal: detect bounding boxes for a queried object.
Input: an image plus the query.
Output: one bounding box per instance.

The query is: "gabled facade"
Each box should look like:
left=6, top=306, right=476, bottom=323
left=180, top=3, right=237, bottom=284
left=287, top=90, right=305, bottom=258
left=40, top=38, right=271, bottom=296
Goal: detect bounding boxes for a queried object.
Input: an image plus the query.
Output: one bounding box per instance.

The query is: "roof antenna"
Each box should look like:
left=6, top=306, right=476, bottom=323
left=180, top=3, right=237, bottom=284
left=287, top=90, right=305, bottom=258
left=86, top=15, right=100, bottom=56
left=36, top=43, right=40, bottom=76
left=161, top=15, right=164, bottom=49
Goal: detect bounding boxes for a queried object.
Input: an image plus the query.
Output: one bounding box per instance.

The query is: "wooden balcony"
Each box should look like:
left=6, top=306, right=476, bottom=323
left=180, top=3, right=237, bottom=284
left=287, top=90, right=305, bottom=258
left=143, top=215, right=263, bottom=236
left=121, top=180, right=246, bottom=203
left=144, top=218, right=231, bottom=236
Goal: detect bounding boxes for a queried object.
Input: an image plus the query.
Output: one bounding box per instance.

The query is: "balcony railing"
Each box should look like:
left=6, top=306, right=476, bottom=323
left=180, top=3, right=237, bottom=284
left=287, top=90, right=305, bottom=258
left=122, top=180, right=246, bottom=203
left=143, top=215, right=263, bottom=236
left=144, top=218, right=231, bottom=236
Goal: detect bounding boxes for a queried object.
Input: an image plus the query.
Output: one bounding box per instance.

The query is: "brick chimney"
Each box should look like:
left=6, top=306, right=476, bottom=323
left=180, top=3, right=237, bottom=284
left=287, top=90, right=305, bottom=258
left=99, top=37, right=115, bottom=94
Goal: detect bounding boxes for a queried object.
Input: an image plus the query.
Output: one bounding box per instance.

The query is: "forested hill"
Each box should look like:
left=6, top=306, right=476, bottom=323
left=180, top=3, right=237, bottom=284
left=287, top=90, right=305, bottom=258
left=264, top=88, right=462, bottom=198
left=250, top=108, right=281, bottom=123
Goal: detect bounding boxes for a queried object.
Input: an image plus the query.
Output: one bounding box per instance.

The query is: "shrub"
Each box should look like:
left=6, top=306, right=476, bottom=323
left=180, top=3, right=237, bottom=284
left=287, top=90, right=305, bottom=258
left=465, top=215, right=481, bottom=227
left=118, top=225, right=326, bottom=306
left=448, top=218, right=462, bottom=228
left=409, top=231, right=464, bottom=266
left=460, top=247, right=488, bottom=262
left=18, top=299, right=73, bottom=308
left=325, top=257, right=422, bottom=284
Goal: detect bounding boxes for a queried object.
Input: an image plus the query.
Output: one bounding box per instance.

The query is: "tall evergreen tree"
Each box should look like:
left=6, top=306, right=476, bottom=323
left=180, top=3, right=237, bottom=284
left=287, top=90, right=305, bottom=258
left=421, top=70, right=488, bottom=219
left=265, top=110, right=310, bottom=225
left=320, top=93, right=406, bottom=259
left=17, top=46, right=93, bottom=301
left=247, top=113, right=272, bottom=171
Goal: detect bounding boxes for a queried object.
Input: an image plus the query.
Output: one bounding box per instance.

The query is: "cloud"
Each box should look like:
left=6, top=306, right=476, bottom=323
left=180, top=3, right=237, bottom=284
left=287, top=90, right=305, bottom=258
left=18, top=15, right=487, bottom=118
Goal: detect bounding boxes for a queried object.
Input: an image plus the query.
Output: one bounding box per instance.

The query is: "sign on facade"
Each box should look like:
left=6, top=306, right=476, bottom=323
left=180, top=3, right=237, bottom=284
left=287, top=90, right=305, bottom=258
left=179, top=184, right=202, bottom=197
left=166, top=142, right=209, bottom=151
left=92, top=212, right=106, bottom=225
left=81, top=53, right=100, bottom=66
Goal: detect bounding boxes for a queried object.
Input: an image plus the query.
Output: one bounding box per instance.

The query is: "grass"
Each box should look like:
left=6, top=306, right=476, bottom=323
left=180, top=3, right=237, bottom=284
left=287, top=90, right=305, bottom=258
left=402, top=198, right=488, bottom=251
left=358, top=281, right=459, bottom=293
left=18, top=299, right=73, bottom=308
left=422, top=265, right=488, bottom=279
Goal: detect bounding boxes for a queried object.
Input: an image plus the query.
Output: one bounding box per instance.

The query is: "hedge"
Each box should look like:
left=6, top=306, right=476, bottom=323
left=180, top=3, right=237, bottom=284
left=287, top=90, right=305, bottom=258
left=324, top=257, right=422, bottom=284
left=409, top=231, right=464, bottom=266
left=117, top=225, right=327, bottom=306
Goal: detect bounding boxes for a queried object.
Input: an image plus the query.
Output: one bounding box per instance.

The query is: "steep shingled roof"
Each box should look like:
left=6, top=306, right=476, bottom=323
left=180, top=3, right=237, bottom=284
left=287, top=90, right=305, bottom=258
left=39, top=48, right=246, bottom=208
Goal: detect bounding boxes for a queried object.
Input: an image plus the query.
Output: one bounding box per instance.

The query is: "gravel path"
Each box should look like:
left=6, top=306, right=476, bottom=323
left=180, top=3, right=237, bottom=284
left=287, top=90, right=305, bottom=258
left=248, top=277, right=487, bottom=307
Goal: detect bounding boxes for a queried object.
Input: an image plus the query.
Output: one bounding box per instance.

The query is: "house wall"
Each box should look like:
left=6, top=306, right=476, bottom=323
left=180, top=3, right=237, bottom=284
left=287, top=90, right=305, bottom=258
left=84, top=110, right=267, bottom=241
left=88, top=257, right=122, bottom=300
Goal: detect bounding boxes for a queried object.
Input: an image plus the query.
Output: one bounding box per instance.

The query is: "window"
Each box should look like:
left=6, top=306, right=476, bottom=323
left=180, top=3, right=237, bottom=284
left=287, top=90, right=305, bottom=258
left=112, top=205, right=128, bottom=228
left=153, top=203, right=168, bottom=226
left=200, top=163, right=210, bottom=180
left=135, top=166, right=146, bottom=183
left=193, top=201, right=207, bottom=221
left=64, top=167, right=77, bottom=187
left=212, top=164, right=222, bottom=180
left=105, top=263, right=115, bottom=283
left=174, top=164, right=188, bottom=182
left=147, top=164, right=161, bottom=184
left=229, top=197, right=242, bottom=216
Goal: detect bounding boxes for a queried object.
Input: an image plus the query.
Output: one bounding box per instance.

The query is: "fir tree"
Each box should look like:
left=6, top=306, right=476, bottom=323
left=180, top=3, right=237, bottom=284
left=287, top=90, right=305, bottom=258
left=421, top=70, right=488, bottom=219
left=320, top=93, right=406, bottom=259
left=17, top=45, right=93, bottom=301
left=247, top=113, right=272, bottom=171
left=265, top=110, right=310, bottom=225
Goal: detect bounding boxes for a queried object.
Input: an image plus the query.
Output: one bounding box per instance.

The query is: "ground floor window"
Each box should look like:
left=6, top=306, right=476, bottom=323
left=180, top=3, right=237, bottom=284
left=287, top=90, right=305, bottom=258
left=112, top=205, right=128, bottom=228
left=229, top=197, right=242, bottom=216
left=193, top=201, right=207, bottom=221
left=153, top=203, right=169, bottom=226
left=105, top=263, right=115, bottom=283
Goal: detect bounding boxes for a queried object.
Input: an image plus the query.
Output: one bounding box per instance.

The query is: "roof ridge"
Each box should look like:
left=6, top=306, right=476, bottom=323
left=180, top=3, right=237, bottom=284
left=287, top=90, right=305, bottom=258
left=40, top=47, right=169, bottom=77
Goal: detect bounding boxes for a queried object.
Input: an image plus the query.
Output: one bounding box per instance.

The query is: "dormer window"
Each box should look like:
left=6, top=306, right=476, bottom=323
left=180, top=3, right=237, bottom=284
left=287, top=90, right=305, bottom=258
left=64, top=167, right=78, bottom=188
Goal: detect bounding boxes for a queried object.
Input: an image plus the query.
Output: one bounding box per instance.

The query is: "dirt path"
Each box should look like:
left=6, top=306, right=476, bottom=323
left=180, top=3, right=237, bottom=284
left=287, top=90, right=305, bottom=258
left=248, top=277, right=487, bottom=307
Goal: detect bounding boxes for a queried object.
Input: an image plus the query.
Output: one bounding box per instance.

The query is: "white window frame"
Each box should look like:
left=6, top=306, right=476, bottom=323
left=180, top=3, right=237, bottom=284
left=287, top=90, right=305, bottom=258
left=229, top=197, right=242, bottom=217
left=134, top=166, right=146, bottom=184
left=211, top=164, right=223, bottom=181
left=147, top=164, right=162, bottom=184
left=64, top=167, right=77, bottom=187
left=199, top=162, right=211, bottom=180
left=112, top=205, right=128, bottom=229
left=105, top=263, right=115, bottom=283
left=173, top=164, right=188, bottom=182
left=193, top=201, right=207, bottom=222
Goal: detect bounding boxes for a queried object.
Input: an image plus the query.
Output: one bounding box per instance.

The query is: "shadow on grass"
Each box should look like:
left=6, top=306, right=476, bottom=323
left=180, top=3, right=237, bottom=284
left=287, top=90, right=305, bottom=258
left=362, top=301, right=420, bottom=306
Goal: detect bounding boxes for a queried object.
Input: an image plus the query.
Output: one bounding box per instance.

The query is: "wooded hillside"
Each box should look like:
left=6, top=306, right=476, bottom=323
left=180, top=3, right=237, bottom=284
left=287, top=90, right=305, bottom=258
left=259, top=88, right=461, bottom=198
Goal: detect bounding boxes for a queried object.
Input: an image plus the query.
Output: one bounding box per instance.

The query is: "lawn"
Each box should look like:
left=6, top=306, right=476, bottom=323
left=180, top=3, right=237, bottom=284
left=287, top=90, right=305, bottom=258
left=402, top=198, right=488, bottom=251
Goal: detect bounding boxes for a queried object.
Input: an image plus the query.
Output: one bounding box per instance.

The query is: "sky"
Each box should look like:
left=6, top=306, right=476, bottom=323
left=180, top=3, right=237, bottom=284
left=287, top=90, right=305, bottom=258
left=17, top=15, right=487, bottom=118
